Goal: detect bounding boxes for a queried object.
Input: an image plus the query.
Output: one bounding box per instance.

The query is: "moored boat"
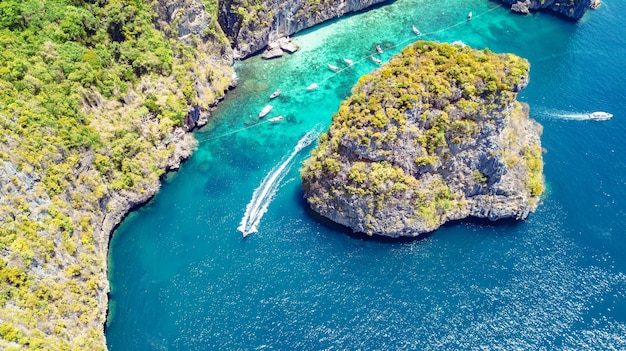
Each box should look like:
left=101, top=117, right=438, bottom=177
left=412, top=25, right=421, bottom=36
left=259, top=105, right=273, bottom=118
left=306, top=83, right=318, bottom=90
left=467, top=11, right=473, bottom=20
left=343, top=58, right=354, bottom=66
left=269, top=89, right=281, bottom=99
left=376, top=45, right=383, bottom=54
left=589, top=111, right=613, bottom=121
left=371, top=57, right=383, bottom=65
left=328, top=63, right=340, bottom=72
left=268, top=116, right=284, bottom=122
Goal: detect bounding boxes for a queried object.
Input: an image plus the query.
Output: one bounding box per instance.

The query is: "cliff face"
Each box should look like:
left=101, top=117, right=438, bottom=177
left=0, top=0, right=234, bottom=349
left=301, top=41, right=544, bottom=237
left=499, top=0, right=591, bottom=20
left=219, top=0, right=592, bottom=59
left=153, top=0, right=236, bottom=129
left=218, top=0, right=389, bottom=58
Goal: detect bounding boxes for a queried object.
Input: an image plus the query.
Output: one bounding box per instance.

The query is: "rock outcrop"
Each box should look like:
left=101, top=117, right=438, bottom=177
left=218, top=0, right=592, bottom=59
left=301, top=41, right=544, bottom=238
left=218, top=0, right=388, bottom=58
left=0, top=0, right=235, bottom=349
left=153, top=0, right=236, bottom=130
left=499, top=0, right=591, bottom=20
left=511, top=0, right=532, bottom=14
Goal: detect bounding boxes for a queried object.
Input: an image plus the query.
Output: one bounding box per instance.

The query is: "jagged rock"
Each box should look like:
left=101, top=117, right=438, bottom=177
left=219, top=0, right=389, bottom=58
left=278, top=37, right=299, bottom=53
left=590, top=0, right=601, bottom=9
left=511, top=0, right=531, bottom=14
left=497, top=0, right=591, bottom=20
left=261, top=47, right=285, bottom=59
left=261, top=37, right=299, bottom=59
left=220, top=0, right=591, bottom=60
left=301, top=41, right=544, bottom=238
left=152, top=0, right=235, bottom=118
left=153, top=0, right=211, bottom=40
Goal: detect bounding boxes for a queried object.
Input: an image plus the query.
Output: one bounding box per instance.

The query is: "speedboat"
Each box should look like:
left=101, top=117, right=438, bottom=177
left=243, top=224, right=251, bottom=237
left=343, top=58, right=354, bottom=66
left=259, top=105, right=273, bottom=118
left=306, top=83, right=318, bottom=90
left=412, top=25, right=421, bottom=36
left=269, top=89, right=281, bottom=99
left=371, top=57, right=383, bottom=65
left=376, top=45, right=383, bottom=54
left=589, top=111, right=613, bottom=121
left=268, top=116, right=283, bottom=122
left=328, top=63, right=340, bottom=72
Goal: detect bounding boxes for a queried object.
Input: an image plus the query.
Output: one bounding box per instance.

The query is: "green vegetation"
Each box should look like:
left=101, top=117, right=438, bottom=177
left=223, top=0, right=270, bottom=33
left=317, top=41, right=529, bottom=164
left=302, top=41, right=541, bottom=235
left=0, top=0, right=233, bottom=349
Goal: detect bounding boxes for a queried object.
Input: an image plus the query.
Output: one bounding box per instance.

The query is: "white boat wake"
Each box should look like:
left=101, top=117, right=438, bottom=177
left=542, top=109, right=613, bottom=121
left=238, top=127, right=322, bottom=237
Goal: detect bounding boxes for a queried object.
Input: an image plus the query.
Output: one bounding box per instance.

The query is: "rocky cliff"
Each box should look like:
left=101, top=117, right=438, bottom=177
left=499, top=0, right=591, bottom=20
left=218, top=0, right=389, bottom=58
left=218, top=0, right=592, bottom=59
left=0, top=0, right=234, bottom=349
left=302, top=41, right=544, bottom=237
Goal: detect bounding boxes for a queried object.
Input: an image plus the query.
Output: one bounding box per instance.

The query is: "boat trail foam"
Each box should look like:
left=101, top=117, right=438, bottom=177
left=238, top=126, right=322, bottom=236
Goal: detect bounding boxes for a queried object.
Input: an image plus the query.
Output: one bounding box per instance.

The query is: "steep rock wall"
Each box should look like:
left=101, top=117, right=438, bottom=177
left=499, top=0, right=591, bottom=20
left=0, top=0, right=235, bottom=349
left=301, top=41, right=544, bottom=237
left=219, top=0, right=389, bottom=58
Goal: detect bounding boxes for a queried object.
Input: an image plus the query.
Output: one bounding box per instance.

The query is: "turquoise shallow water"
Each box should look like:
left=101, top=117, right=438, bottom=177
left=106, top=0, right=626, bottom=349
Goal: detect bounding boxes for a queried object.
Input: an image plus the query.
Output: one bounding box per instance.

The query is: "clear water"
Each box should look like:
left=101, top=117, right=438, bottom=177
left=106, top=0, right=626, bottom=349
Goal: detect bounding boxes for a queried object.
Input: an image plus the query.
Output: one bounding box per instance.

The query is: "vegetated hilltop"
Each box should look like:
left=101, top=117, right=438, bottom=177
left=302, top=41, right=544, bottom=237
left=0, top=0, right=233, bottom=349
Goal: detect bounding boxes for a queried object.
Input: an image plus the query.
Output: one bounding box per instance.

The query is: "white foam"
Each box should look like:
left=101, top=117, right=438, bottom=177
left=238, top=127, right=322, bottom=236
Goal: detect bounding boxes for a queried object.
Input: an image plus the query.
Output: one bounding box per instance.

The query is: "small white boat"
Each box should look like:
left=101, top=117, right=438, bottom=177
left=306, top=83, right=318, bottom=91
left=467, top=11, right=473, bottom=20
left=376, top=45, right=383, bottom=54
left=371, top=57, right=383, bottom=65
left=589, top=111, right=613, bottom=121
left=269, top=89, right=281, bottom=99
left=243, top=224, right=251, bottom=237
left=412, top=25, right=421, bottom=36
left=328, top=63, right=340, bottom=72
left=259, top=105, right=273, bottom=118
left=268, top=116, right=284, bottom=122
left=343, top=58, right=354, bottom=66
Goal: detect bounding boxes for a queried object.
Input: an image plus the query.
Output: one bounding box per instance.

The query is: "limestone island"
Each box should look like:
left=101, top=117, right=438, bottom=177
left=301, top=41, right=544, bottom=238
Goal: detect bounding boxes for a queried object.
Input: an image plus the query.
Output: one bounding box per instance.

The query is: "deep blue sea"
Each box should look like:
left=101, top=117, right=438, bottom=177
left=106, top=0, right=626, bottom=349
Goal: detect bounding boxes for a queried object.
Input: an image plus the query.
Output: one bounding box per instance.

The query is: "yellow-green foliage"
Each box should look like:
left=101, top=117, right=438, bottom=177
left=317, top=41, right=529, bottom=168
left=501, top=102, right=544, bottom=198
left=522, top=144, right=544, bottom=196
left=302, top=41, right=532, bottom=231
left=225, top=0, right=275, bottom=31
left=0, top=0, right=232, bottom=349
left=413, top=177, right=457, bottom=226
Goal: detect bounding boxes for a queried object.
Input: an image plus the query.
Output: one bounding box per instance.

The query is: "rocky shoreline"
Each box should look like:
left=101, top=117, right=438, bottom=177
left=301, top=41, right=544, bottom=237
left=502, top=0, right=594, bottom=20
